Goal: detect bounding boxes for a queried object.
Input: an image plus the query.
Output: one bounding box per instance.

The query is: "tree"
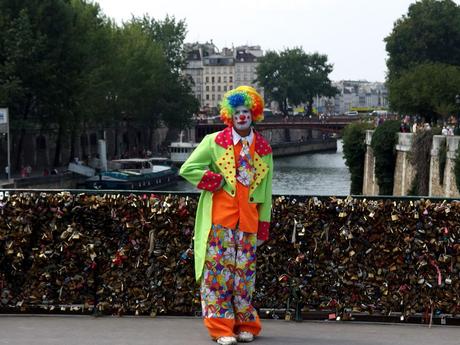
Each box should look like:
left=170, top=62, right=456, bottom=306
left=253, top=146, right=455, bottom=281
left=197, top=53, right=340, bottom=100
left=0, top=0, right=79, bottom=168
left=370, top=120, right=401, bottom=195
left=342, top=122, right=373, bottom=194
left=388, top=63, right=460, bottom=122
left=385, top=0, right=460, bottom=122
left=255, top=48, right=337, bottom=115
left=127, top=15, right=198, bottom=132
left=66, top=0, right=116, bottom=160
left=137, top=15, right=188, bottom=73
left=0, top=1, right=198, bottom=167
left=385, top=0, right=460, bottom=80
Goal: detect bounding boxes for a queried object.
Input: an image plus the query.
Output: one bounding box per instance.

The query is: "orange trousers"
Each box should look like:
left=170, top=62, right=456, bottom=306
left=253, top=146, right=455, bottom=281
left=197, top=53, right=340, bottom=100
left=200, top=224, right=262, bottom=339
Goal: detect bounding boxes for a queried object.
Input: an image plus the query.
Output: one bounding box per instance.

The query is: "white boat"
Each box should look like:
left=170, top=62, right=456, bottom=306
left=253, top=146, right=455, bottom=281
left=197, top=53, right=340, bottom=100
left=83, top=157, right=177, bottom=190
left=169, top=141, right=199, bottom=164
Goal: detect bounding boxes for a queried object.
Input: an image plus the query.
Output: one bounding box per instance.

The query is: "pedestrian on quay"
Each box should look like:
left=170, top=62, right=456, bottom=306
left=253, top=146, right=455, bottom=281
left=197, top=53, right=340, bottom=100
left=180, top=86, right=273, bottom=345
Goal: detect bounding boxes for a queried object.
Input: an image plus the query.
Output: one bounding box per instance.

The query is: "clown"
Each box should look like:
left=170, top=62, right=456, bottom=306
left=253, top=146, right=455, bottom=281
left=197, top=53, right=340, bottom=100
left=180, top=86, right=273, bottom=345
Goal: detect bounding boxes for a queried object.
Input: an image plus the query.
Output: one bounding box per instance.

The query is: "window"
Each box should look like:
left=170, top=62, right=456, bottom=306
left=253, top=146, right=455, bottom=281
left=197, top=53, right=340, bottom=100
left=229, top=76, right=233, bottom=82
left=212, top=85, right=215, bottom=91
left=206, top=76, right=209, bottom=82
left=212, top=94, right=215, bottom=100
left=218, top=76, right=221, bottom=83
left=212, top=76, right=215, bottom=83
left=224, top=86, right=227, bottom=91
left=224, top=76, right=227, bottom=82
left=206, top=86, right=209, bottom=91
left=206, top=94, right=209, bottom=100
left=217, top=85, right=221, bottom=92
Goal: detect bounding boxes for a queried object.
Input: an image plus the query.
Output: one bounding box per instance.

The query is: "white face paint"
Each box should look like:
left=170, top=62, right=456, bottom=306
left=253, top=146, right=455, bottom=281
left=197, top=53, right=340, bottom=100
left=233, top=105, right=252, bottom=132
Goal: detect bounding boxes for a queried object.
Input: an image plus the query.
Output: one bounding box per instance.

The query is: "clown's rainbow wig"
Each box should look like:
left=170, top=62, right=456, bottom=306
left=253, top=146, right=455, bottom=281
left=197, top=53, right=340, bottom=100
left=219, top=86, right=264, bottom=126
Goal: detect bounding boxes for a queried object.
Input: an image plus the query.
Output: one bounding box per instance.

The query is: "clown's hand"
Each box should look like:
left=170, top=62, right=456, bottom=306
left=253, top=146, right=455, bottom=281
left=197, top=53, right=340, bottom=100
left=256, top=239, right=265, bottom=247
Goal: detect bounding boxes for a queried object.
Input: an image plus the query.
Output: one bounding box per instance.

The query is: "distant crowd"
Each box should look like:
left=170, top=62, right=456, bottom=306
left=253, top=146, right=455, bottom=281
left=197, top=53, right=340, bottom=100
left=375, top=114, right=458, bottom=136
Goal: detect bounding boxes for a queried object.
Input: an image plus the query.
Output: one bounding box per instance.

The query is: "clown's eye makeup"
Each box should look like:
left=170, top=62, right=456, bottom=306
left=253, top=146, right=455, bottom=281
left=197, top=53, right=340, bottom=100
left=235, top=108, right=250, bottom=115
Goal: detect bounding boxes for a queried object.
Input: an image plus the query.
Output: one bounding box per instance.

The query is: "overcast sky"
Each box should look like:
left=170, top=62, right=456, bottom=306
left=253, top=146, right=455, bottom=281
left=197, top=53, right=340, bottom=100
left=94, top=0, right=423, bottom=82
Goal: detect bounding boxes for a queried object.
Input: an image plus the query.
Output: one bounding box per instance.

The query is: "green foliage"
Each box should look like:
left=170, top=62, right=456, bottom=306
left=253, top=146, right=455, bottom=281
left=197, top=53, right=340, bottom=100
left=137, top=14, right=188, bottom=73
left=0, top=1, right=198, bottom=167
left=385, top=0, right=460, bottom=121
left=387, top=63, right=460, bottom=122
left=123, top=16, right=197, bottom=130
left=371, top=120, right=401, bottom=195
left=342, top=122, right=373, bottom=195
left=255, top=48, right=337, bottom=115
left=385, top=0, right=460, bottom=79
left=408, top=130, right=433, bottom=196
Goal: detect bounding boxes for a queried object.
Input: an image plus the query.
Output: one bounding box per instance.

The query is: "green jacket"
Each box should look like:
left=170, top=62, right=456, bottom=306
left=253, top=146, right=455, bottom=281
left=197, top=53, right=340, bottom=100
left=179, top=127, right=273, bottom=281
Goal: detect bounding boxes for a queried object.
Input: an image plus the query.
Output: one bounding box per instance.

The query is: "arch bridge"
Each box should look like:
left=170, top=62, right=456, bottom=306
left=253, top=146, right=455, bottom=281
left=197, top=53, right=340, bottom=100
left=194, top=116, right=363, bottom=141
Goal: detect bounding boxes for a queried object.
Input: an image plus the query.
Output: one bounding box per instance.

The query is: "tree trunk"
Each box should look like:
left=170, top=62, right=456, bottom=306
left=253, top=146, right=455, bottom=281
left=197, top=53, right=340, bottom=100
left=114, top=126, right=119, bottom=157
left=53, top=123, right=63, bottom=167
left=148, top=126, right=154, bottom=152
left=14, top=101, right=32, bottom=171
left=15, top=127, right=26, bottom=171
left=69, top=128, right=76, bottom=163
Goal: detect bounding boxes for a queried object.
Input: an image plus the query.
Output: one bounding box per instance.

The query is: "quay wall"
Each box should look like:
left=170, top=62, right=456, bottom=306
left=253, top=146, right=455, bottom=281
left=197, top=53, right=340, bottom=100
left=1, top=173, right=86, bottom=189
left=362, top=131, right=379, bottom=195
left=271, top=139, right=337, bottom=157
left=363, top=131, right=460, bottom=197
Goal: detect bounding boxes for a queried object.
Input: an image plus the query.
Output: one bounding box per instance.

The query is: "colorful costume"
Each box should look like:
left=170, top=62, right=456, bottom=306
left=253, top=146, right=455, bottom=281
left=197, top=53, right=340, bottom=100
left=180, top=86, right=273, bottom=341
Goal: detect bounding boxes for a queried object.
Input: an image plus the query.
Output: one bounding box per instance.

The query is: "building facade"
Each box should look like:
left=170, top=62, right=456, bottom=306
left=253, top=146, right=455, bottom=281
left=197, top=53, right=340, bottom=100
left=327, top=80, right=388, bottom=115
left=184, top=43, right=263, bottom=112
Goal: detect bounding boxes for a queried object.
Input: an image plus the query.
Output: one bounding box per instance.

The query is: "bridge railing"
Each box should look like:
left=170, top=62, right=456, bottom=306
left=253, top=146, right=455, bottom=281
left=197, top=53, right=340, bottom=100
left=0, top=189, right=458, bottom=324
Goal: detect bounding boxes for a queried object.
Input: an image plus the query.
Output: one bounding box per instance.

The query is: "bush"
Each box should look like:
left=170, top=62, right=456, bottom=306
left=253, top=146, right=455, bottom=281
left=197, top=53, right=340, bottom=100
left=408, top=130, right=433, bottom=196
left=371, top=120, right=400, bottom=195
left=342, top=122, right=373, bottom=194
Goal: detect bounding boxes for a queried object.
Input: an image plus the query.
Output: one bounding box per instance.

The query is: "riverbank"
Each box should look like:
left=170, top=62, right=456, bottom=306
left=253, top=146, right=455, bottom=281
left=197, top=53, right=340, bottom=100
left=0, top=172, right=86, bottom=189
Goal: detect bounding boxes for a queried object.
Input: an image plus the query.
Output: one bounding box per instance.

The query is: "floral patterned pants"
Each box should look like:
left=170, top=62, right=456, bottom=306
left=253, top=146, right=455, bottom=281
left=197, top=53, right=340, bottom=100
left=200, top=224, right=261, bottom=339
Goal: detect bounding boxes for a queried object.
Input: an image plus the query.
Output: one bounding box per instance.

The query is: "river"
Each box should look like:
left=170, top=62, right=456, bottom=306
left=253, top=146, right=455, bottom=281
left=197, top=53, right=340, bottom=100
left=161, top=140, right=351, bottom=196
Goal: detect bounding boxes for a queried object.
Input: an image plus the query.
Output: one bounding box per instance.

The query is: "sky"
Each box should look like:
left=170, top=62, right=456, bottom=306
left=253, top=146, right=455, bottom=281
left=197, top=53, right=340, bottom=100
left=94, top=0, right=422, bottom=82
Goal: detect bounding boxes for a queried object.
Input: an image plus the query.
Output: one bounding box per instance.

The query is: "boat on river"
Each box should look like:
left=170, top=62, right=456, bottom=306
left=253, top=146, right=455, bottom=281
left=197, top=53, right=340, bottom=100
left=83, top=157, right=177, bottom=190
left=169, top=141, right=199, bottom=165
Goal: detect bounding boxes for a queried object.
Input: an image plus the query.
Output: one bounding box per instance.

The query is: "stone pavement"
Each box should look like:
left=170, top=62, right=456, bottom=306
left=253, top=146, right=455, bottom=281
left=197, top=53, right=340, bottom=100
left=0, top=315, right=458, bottom=345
